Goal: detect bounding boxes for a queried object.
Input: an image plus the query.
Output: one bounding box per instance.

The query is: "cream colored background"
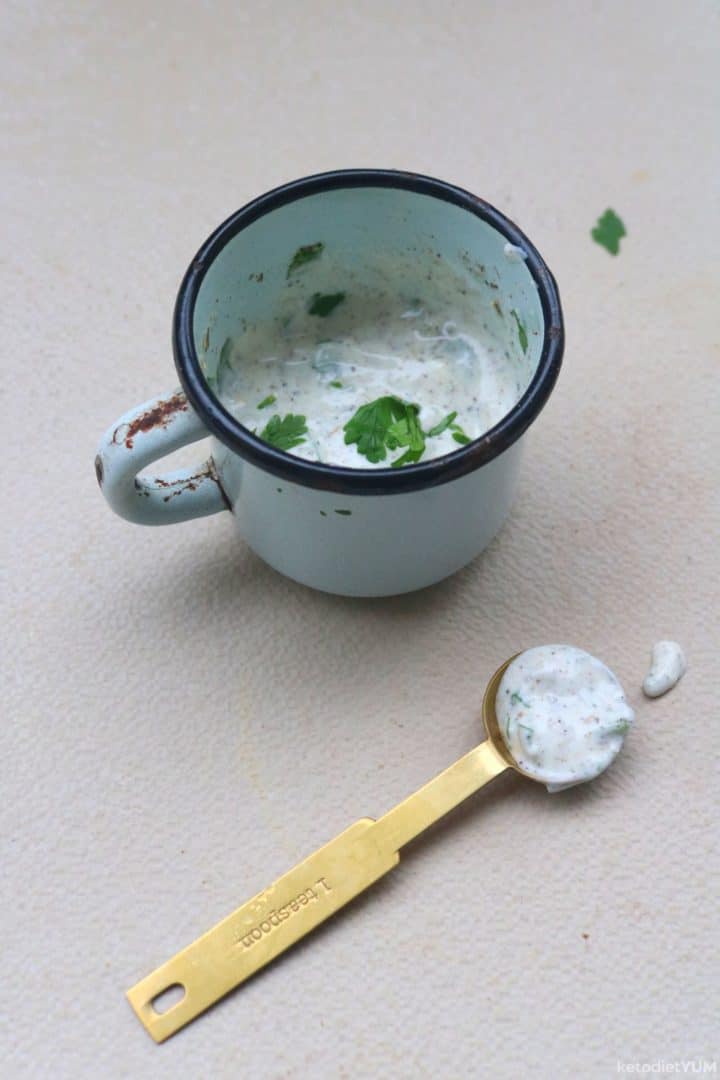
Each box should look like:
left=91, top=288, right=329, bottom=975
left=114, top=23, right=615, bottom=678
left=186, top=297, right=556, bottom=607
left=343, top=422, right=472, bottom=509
left=3, top=2, right=718, bottom=1077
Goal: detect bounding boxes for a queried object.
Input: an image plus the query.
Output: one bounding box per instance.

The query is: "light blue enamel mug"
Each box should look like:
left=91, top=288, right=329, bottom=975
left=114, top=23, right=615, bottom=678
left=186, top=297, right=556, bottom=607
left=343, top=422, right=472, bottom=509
left=96, top=170, right=563, bottom=596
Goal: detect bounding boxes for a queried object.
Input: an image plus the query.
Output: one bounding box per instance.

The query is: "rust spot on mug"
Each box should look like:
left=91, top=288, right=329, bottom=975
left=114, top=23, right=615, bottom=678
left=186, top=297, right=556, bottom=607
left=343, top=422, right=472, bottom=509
left=117, top=393, right=189, bottom=449
left=154, top=469, right=209, bottom=496
left=94, top=454, right=104, bottom=487
left=160, top=469, right=209, bottom=502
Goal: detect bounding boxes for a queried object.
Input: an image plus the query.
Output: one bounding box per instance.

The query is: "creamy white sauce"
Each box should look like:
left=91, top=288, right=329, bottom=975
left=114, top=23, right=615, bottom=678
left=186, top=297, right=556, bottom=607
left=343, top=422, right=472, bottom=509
left=496, top=645, right=634, bottom=792
left=642, top=641, right=686, bottom=698
left=503, top=242, right=528, bottom=263
left=216, top=257, right=528, bottom=468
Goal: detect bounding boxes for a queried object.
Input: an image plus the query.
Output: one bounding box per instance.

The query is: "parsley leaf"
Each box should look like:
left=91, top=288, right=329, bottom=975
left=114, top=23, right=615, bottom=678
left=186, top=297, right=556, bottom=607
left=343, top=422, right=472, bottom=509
left=308, top=292, right=346, bottom=317
left=391, top=447, right=425, bottom=467
left=450, top=421, right=471, bottom=445
left=511, top=310, right=528, bottom=354
left=387, top=407, right=425, bottom=467
left=257, top=394, right=277, bottom=409
left=217, top=336, right=234, bottom=378
left=344, top=396, right=405, bottom=463
left=591, top=209, right=626, bottom=255
left=287, top=242, right=324, bottom=277
left=426, top=411, right=457, bottom=437
left=344, top=398, right=472, bottom=464
left=344, top=396, right=424, bottom=465
left=259, top=413, right=308, bottom=451
left=329, top=379, right=343, bottom=389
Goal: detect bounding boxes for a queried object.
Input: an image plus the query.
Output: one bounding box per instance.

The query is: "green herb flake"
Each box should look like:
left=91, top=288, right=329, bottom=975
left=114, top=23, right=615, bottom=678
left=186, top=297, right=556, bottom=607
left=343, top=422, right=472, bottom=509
left=388, top=415, right=425, bottom=465
left=217, top=336, right=234, bottom=379
left=308, top=292, right=346, bottom=318
left=511, top=310, right=528, bottom=354
left=427, top=411, right=458, bottom=437
left=510, top=691, right=531, bottom=708
left=259, top=413, right=308, bottom=451
left=591, top=209, right=626, bottom=255
left=257, top=394, right=277, bottom=410
left=517, top=723, right=534, bottom=739
left=330, top=380, right=343, bottom=389
left=451, top=422, right=471, bottom=445
left=334, top=509, right=352, bottom=516
left=344, top=395, right=423, bottom=465
left=287, top=242, right=324, bottom=277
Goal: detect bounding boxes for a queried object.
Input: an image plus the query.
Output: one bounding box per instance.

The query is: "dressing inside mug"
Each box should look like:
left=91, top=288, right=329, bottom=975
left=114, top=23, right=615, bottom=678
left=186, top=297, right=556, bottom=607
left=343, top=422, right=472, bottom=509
left=96, top=170, right=564, bottom=596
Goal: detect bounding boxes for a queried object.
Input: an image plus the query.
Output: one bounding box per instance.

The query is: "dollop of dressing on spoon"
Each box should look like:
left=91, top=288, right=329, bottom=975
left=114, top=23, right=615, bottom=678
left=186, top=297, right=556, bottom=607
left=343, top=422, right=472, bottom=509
left=496, top=645, right=634, bottom=793
left=642, top=641, right=686, bottom=698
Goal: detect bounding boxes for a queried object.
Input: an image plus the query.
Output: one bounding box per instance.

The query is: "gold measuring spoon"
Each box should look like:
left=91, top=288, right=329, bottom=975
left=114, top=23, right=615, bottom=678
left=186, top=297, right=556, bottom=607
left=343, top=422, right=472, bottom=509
left=129, top=655, right=533, bottom=1042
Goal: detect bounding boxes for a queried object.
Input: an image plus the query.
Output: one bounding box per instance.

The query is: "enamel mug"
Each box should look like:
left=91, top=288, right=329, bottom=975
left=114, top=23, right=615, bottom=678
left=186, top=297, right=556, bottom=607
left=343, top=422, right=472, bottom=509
left=96, top=170, right=564, bottom=596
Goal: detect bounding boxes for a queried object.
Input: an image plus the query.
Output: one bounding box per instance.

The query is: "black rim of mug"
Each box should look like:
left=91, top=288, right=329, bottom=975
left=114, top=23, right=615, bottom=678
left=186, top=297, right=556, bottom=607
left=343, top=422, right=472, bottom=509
left=173, top=168, right=564, bottom=495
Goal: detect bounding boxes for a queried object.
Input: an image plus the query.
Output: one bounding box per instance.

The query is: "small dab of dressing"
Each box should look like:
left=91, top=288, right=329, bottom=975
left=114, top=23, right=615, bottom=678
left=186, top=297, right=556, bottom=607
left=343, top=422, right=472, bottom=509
left=503, top=242, right=528, bottom=263
left=642, top=641, right=686, bottom=698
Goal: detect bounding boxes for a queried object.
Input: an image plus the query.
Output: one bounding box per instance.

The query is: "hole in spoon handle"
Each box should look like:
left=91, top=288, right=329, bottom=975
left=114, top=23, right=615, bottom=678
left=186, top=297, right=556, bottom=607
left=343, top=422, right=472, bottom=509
left=126, top=819, right=399, bottom=1042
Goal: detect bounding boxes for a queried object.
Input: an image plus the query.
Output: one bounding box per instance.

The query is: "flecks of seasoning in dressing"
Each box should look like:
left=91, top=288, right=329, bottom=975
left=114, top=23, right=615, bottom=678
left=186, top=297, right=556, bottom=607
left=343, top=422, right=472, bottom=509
left=642, top=641, right=687, bottom=698
left=496, top=645, right=634, bottom=793
left=217, top=254, right=531, bottom=468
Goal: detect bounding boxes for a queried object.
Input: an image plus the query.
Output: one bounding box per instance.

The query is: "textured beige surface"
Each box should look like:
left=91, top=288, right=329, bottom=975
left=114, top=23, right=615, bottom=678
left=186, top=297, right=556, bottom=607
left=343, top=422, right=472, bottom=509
left=3, top=2, right=719, bottom=1077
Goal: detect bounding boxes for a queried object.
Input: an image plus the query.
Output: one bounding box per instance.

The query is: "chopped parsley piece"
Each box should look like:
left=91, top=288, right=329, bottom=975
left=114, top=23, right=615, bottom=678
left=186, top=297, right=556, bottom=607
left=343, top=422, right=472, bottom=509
left=217, top=336, right=234, bottom=380
left=427, top=411, right=458, bottom=437
left=343, top=398, right=472, bottom=464
left=450, top=422, right=471, bottom=445
left=591, top=209, right=626, bottom=255
left=511, top=310, right=528, bottom=354
left=510, top=692, right=531, bottom=708
left=257, top=394, right=277, bottom=409
left=287, top=242, right=324, bottom=277
left=308, top=292, right=346, bottom=317
left=387, top=407, right=425, bottom=468
left=329, top=380, right=343, bottom=389
left=344, top=395, right=424, bottom=465
left=259, top=413, right=308, bottom=451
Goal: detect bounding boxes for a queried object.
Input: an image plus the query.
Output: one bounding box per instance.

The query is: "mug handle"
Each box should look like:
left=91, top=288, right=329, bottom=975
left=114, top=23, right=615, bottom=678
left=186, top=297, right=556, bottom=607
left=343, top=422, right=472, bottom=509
left=95, top=389, right=229, bottom=525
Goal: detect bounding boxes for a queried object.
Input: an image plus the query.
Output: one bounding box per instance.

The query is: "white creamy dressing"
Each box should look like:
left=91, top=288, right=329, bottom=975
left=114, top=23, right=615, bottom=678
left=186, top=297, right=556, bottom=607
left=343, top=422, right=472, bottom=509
left=217, top=260, right=528, bottom=468
left=642, top=641, right=686, bottom=698
left=503, top=242, right=528, bottom=263
left=496, top=645, right=634, bottom=793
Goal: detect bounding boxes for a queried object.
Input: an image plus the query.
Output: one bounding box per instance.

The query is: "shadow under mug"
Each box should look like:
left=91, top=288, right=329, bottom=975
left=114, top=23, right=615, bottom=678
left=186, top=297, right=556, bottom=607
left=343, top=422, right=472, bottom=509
left=96, top=169, right=564, bottom=597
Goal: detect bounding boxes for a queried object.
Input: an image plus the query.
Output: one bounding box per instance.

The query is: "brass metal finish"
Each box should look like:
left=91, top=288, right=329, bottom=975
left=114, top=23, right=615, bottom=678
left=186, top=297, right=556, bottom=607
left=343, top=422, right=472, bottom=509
left=128, top=657, right=518, bottom=1042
